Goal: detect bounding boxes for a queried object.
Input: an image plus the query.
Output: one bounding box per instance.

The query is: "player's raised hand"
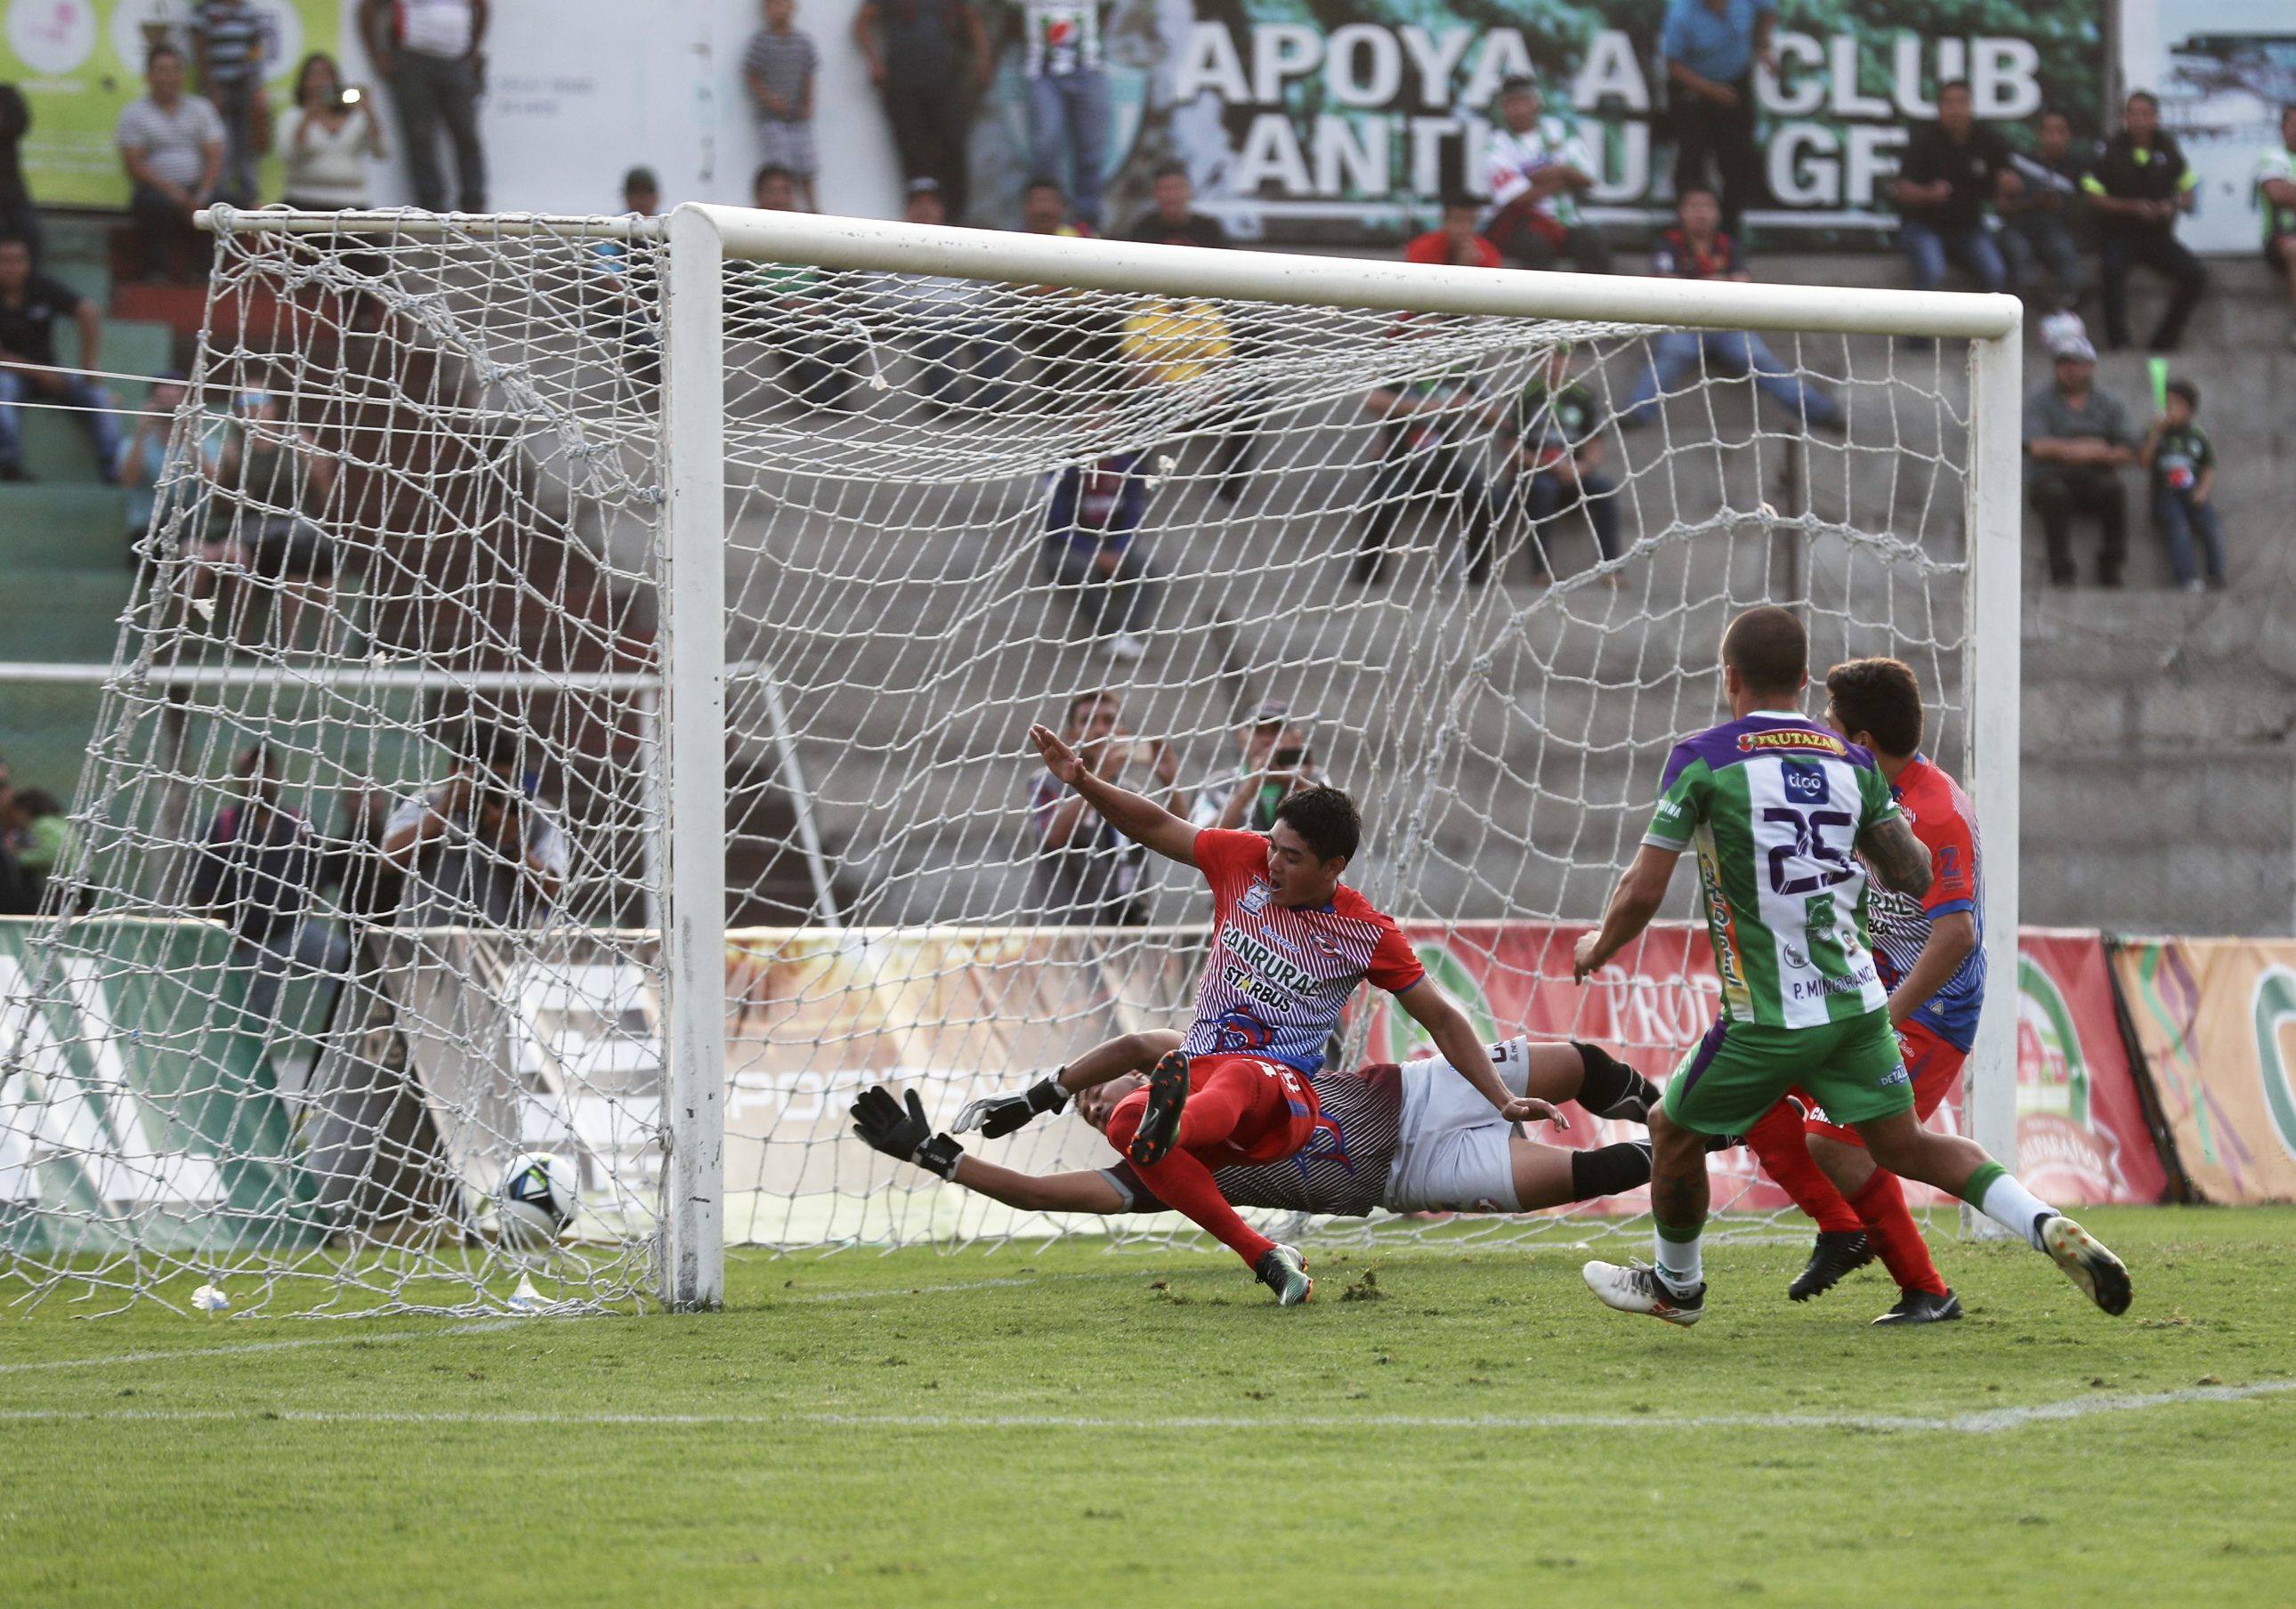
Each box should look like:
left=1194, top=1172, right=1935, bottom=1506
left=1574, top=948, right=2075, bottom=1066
left=1029, top=723, right=1086, bottom=787
left=1500, top=1096, right=1567, bottom=1129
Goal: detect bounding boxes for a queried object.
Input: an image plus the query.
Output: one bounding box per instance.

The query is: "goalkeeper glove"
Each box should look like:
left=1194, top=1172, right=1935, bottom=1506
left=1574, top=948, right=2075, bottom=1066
left=951, top=1075, right=1071, bottom=1138
left=849, top=1086, right=963, bottom=1180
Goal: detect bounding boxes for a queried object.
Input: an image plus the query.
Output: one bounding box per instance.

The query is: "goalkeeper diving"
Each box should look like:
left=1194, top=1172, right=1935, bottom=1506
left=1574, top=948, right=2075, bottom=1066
left=851, top=1031, right=1685, bottom=1235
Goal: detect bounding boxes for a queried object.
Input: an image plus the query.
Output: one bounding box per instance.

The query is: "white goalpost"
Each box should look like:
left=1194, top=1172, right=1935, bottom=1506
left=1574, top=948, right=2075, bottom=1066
left=0, top=202, right=2020, bottom=1316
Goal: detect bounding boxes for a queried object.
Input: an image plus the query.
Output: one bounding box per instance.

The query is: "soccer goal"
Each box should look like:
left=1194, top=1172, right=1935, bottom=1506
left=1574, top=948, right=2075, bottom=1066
left=0, top=203, right=2021, bottom=1316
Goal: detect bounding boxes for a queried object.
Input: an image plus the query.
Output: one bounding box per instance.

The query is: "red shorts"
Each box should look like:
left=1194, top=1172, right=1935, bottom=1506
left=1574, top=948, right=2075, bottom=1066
left=1110, top=1053, right=1320, bottom=1167
left=1803, top=1019, right=1967, bottom=1148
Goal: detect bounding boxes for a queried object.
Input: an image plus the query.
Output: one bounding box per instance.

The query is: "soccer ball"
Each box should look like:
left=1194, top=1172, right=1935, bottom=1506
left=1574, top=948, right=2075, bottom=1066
left=497, top=1152, right=579, bottom=1248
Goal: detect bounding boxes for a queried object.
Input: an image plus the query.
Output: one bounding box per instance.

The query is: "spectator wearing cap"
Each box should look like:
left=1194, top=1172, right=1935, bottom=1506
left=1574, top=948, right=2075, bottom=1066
left=1619, top=186, right=1842, bottom=431
left=1999, top=107, right=2088, bottom=312
left=1192, top=704, right=1321, bottom=833
left=1406, top=193, right=1502, bottom=268
left=2024, top=334, right=2137, bottom=587
left=116, top=44, right=225, bottom=282
left=1482, top=77, right=1609, bottom=272
left=2082, top=91, right=2206, bottom=352
left=856, top=0, right=987, bottom=222
left=1660, top=0, right=1774, bottom=242
left=1893, top=80, right=2014, bottom=304
left=2256, top=105, right=2296, bottom=350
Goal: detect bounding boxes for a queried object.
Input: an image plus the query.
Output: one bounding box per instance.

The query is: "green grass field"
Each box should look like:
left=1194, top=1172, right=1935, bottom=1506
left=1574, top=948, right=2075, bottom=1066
left=1, top=1206, right=2291, bottom=1607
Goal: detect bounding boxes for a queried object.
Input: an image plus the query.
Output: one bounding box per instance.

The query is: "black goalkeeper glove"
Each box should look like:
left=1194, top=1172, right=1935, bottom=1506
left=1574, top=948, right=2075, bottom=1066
left=850, top=1086, right=963, bottom=1179
left=951, top=1075, right=1071, bottom=1139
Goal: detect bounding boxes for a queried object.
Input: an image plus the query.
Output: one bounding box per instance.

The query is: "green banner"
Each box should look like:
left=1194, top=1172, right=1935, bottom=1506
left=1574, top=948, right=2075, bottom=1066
left=0, top=916, right=320, bottom=1255
left=4, top=0, right=340, bottom=206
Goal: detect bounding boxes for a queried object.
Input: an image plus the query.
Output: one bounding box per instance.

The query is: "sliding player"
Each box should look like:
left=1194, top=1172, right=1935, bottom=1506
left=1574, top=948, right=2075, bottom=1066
left=851, top=1031, right=1674, bottom=1225
left=1571, top=606, right=2130, bottom=1326
left=1742, top=656, right=1980, bottom=1324
left=1015, top=721, right=1552, bottom=1306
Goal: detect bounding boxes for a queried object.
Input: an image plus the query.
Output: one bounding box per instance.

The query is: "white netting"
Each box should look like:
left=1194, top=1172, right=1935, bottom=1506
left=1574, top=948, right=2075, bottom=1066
left=0, top=212, right=1982, bottom=1314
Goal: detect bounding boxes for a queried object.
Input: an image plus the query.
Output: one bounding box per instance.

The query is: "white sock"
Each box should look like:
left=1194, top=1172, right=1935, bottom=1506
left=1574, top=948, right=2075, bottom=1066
left=1980, top=1171, right=2058, bottom=1251
left=1653, top=1227, right=1702, bottom=1290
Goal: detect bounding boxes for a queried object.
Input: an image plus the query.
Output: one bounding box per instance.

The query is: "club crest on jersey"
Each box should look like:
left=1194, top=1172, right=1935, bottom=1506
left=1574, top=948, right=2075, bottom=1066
left=1781, top=760, right=1829, bottom=804
left=1241, top=882, right=1273, bottom=914
left=1737, top=729, right=1847, bottom=757
left=1306, top=930, right=1346, bottom=960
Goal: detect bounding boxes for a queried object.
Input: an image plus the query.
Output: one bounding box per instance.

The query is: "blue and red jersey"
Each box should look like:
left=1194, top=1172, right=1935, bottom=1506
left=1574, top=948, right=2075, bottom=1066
left=1865, top=753, right=1986, bottom=1051
left=1180, top=828, right=1426, bottom=1076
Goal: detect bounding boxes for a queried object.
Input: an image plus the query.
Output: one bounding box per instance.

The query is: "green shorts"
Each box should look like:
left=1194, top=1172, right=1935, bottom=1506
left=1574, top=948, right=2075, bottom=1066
left=1661, top=1010, right=1912, bottom=1136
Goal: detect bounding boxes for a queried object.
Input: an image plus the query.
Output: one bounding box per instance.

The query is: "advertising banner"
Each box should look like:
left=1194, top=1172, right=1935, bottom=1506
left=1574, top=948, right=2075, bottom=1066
left=2015, top=928, right=2170, bottom=1206
left=4, top=0, right=339, bottom=207
left=1069, top=0, right=2106, bottom=241
left=2112, top=936, right=2296, bottom=1204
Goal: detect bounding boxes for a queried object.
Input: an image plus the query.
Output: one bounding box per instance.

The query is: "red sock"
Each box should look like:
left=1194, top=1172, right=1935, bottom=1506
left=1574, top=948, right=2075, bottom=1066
left=1744, top=1100, right=1862, bottom=1233
left=1106, top=1096, right=1276, bottom=1267
left=1848, top=1169, right=1950, bottom=1297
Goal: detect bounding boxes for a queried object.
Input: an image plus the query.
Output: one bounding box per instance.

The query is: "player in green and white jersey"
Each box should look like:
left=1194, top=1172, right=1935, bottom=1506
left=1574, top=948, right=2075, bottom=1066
left=1570, top=606, right=2131, bottom=1326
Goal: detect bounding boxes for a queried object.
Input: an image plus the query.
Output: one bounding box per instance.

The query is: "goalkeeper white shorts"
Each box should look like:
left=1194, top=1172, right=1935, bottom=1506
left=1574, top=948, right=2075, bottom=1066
left=1383, top=1057, right=1519, bottom=1213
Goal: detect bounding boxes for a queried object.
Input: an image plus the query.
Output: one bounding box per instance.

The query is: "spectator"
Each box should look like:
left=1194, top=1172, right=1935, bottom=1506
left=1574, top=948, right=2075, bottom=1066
left=0, top=83, right=40, bottom=263
left=0, top=235, right=123, bottom=483
left=1021, top=0, right=1110, bottom=229
left=11, top=788, right=72, bottom=894
left=216, top=388, right=340, bottom=649
left=1620, top=187, right=1842, bottom=431
left=1661, top=0, right=1774, bottom=242
left=1405, top=192, right=1501, bottom=268
left=1507, top=344, right=1620, bottom=582
left=359, top=0, right=488, bottom=213
left=1025, top=689, right=1181, bottom=925
left=279, top=52, right=387, bottom=209
left=894, top=178, right=1005, bottom=408
left=1019, top=174, right=1094, bottom=238
left=190, top=744, right=347, bottom=1022
left=744, top=0, right=820, bottom=214
left=745, top=163, right=856, bottom=411
left=2256, top=104, right=2296, bottom=350
left=1894, top=80, right=2013, bottom=306
left=590, top=166, right=662, bottom=385
left=122, top=371, right=220, bottom=562
left=1124, top=159, right=1228, bottom=248
left=116, top=45, right=224, bottom=282
left=381, top=724, right=568, bottom=929
left=2000, top=107, right=2088, bottom=311
left=1042, top=433, right=1157, bottom=661
left=856, top=0, right=988, bottom=223
left=190, top=0, right=278, bottom=204
left=2024, top=334, right=2136, bottom=587
left=1190, top=702, right=1322, bottom=833
left=0, top=756, right=40, bottom=915
left=317, top=783, right=404, bottom=924
left=2082, top=91, right=2205, bottom=352
left=1358, top=327, right=1500, bottom=586
left=2139, top=377, right=2225, bottom=593
left=1482, top=78, right=1609, bottom=272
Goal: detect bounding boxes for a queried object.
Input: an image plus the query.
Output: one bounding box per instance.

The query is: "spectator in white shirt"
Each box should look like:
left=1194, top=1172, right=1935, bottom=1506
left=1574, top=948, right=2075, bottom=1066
left=279, top=53, right=387, bottom=208
left=359, top=0, right=488, bottom=212
left=1482, top=78, right=1611, bottom=273
left=1190, top=703, right=1322, bottom=834
left=116, top=45, right=225, bottom=283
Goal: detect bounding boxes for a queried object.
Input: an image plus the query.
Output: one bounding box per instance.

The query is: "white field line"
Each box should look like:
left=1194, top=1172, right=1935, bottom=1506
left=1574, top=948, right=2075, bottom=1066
left=0, top=1379, right=2288, bottom=1436
left=0, top=1318, right=530, bottom=1375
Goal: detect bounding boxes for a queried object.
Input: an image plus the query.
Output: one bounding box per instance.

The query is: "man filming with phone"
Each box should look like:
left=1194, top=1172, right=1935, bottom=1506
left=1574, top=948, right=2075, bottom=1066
left=1192, top=700, right=1322, bottom=834
left=381, top=723, right=567, bottom=929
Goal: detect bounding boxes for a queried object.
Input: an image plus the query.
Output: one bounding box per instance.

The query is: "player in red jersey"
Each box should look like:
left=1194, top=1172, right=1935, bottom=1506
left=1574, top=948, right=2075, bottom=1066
left=1009, top=720, right=1555, bottom=1304
left=1742, top=657, right=1984, bottom=1324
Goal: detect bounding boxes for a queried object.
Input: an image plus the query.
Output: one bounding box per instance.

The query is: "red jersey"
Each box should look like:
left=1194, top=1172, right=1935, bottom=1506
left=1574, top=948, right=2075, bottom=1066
left=1865, top=753, right=1986, bottom=1052
left=1181, top=829, right=1426, bottom=1075
left=1404, top=230, right=1502, bottom=271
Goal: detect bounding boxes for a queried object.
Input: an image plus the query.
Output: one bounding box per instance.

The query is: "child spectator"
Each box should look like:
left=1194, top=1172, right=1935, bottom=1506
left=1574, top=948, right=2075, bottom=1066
left=2001, top=107, right=2088, bottom=311
left=2257, top=105, right=2296, bottom=351
left=1041, top=439, right=1157, bottom=661
left=744, top=0, right=820, bottom=212
left=1506, top=344, right=1620, bottom=582
left=2082, top=90, right=2206, bottom=352
left=1483, top=78, right=1608, bottom=272
left=190, top=0, right=277, bottom=204
left=1405, top=194, right=1501, bottom=268
left=2139, top=378, right=2225, bottom=592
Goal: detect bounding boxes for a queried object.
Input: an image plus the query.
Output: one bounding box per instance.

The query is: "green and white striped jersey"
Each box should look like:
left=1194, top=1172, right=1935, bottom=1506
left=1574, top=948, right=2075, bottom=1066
left=1643, top=710, right=1902, bottom=1029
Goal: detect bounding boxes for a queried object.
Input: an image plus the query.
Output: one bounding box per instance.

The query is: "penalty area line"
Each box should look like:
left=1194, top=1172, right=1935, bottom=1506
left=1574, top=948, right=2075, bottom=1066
left=1, top=1379, right=2288, bottom=1435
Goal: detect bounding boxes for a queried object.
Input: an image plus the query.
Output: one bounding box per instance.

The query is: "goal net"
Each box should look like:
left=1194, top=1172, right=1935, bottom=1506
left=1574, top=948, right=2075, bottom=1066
left=0, top=206, right=2019, bottom=1316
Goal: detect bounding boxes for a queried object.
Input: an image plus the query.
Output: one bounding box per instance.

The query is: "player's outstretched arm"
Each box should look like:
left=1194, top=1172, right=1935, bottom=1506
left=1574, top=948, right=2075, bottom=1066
left=1856, top=816, right=1934, bottom=898
left=1028, top=723, right=1198, bottom=867
left=953, top=1030, right=1182, bottom=1137
left=1394, top=980, right=1562, bottom=1127
left=1572, top=843, right=1681, bottom=982
left=849, top=1084, right=1126, bottom=1212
